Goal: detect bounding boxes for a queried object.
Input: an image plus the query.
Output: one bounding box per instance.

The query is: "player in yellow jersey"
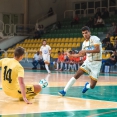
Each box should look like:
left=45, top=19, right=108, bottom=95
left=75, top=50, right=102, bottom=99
left=0, top=47, right=48, bottom=104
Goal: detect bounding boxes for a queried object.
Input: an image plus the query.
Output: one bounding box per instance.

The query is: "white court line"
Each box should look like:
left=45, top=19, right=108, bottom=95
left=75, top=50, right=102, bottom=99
left=0, top=94, right=117, bottom=115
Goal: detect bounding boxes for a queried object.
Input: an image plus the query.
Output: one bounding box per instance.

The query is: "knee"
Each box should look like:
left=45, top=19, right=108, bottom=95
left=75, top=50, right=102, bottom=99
left=34, top=85, right=42, bottom=93
left=90, top=84, right=95, bottom=89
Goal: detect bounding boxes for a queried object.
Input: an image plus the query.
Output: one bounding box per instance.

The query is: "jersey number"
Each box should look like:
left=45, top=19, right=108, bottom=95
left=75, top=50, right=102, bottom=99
left=4, top=66, right=12, bottom=83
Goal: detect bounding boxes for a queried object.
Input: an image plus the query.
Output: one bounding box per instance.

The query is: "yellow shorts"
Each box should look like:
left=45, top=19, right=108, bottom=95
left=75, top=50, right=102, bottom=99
left=4, top=85, right=38, bottom=100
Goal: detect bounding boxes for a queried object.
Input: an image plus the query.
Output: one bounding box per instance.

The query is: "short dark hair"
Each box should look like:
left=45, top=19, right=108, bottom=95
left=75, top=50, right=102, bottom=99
left=14, top=47, right=25, bottom=58
left=81, top=26, right=90, bottom=32
left=43, top=39, right=46, bottom=42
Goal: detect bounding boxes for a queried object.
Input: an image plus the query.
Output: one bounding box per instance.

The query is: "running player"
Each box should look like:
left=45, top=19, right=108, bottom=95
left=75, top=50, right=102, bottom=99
left=40, top=40, right=51, bottom=73
left=58, top=26, right=102, bottom=96
left=0, top=47, right=48, bottom=104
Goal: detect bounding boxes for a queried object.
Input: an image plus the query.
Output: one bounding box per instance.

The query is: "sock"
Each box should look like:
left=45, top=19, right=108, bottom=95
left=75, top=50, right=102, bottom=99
left=73, top=64, right=77, bottom=71
left=65, top=63, right=67, bottom=69
left=71, top=65, right=74, bottom=71
left=45, top=74, right=50, bottom=82
left=45, top=64, right=50, bottom=72
left=86, top=83, right=90, bottom=89
left=60, top=62, right=63, bottom=69
left=64, top=77, right=76, bottom=92
left=56, top=63, right=59, bottom=69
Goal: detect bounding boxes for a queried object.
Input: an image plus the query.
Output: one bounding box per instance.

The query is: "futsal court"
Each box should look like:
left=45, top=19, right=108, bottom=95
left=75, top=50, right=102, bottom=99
left=0, top=70, right=117, bottom=117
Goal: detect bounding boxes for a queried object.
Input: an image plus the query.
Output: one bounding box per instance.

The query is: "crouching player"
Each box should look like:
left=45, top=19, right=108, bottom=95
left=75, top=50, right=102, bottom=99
left=0, top=47, right=48, bottom=104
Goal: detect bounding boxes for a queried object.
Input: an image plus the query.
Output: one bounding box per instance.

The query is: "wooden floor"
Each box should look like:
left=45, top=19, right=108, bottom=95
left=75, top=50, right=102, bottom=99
left=0, top=70, right=117, bottom=117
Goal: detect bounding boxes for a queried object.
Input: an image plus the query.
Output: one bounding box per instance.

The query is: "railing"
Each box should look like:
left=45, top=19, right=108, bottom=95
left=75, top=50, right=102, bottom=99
left=36, top=12, right=55, bottom=23
left=1, top=50, right=7, bottom=58
left=4, top=24, right=15, bottom=36
left=85, top=8, right=95, bottom=16
left=64, top=5, right=117, bottom=19
left=0, top=20, right=4, bottom=32
left=75, top=9, right=85, bottom=17
left=14, top=24, right=35, bottom=36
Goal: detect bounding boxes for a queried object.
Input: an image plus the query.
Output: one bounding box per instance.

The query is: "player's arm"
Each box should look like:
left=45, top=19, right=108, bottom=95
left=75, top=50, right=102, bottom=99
left=79, top=44, right=100, bottom=55
left=86, top=44, right=100, bottom=53
left=66, top=51, right=84, bottom=58
left=48, top=45, right=51, bottom=55
left=39, top=47, right=42, bottom=55
left=18, top=77, right=32, bottom=104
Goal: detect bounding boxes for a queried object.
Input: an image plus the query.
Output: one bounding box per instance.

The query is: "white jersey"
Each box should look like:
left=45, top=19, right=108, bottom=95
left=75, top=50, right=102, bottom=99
left=40, top=45, right=51, bottom=55
left=82, top=36, right=102, bottom=62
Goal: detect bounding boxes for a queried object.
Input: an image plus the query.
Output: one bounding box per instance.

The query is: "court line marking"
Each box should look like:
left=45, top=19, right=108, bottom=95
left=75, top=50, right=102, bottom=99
left=39, top=94, right=117, bottom=103
left=1, top=108, right=117, bottom=116
left=0, top=94, right=117, bottom=115
left=87, top=110, right=117, bottom=117
left=24, top=70, right=117, bottom=77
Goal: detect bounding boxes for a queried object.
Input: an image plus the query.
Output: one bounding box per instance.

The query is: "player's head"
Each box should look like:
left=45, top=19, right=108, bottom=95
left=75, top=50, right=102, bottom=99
left=81, top=26, right=91, bottom=40
left=42, top=39, right=47, bottom=46
left=58, top=51, right=61, bottom=55
left=37, top=51, right=39, bottom=55
left=14, top=47, right=25, bottom=61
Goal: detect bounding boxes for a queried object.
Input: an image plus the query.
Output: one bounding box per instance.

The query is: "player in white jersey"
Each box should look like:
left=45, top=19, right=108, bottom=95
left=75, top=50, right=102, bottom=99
left=58, top=26, right=102, bottom=96
left=40, top=40, right=51, bottom=73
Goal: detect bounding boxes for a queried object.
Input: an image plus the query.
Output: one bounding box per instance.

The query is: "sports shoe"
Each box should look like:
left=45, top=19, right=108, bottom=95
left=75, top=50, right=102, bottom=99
left=82, top=82, right=89, bottom=93
left=58, top=90, right=66, bottom=96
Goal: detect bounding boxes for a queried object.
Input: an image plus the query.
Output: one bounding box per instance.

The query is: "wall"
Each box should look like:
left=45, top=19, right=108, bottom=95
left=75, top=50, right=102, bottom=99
left=0, top=0, right=24, bottom=22
left=0, top=0, right=24, bottom=14
left=28, top=0, right=66, bottom=24
left=0, top=36, right=27, bottom=50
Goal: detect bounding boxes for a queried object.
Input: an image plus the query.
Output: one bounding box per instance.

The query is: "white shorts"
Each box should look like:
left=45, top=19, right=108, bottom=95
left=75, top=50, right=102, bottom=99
left=42, top=54, right=50, bottom=63
left=80, top=60, right=102, bottom=81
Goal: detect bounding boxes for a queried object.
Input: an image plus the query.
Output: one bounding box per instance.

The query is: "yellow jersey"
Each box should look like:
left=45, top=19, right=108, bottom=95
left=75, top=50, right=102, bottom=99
left=0, top=58, right=24, bottom=92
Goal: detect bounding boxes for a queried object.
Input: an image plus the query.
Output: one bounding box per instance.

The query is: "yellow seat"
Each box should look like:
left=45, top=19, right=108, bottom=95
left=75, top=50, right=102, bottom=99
left=46, top=38, right=51, bottom=43
left=53, top=38, right=58, bottom=43
left=57, top=38, right=61, bottom=43
left=53, top=43, right=57, bottom=48
left=102, top=47, right=105, bottom=50
left=102, top=53, right=106, bottom=59
left=56, top=43, right=60, bottom=48
left=72, top=43, right=77, bottom=48
left=55, top=48, right=60, bottom=53
left=61, top=38, right=66, bottom=43
left=50, top=38, right=54, bottom=43
left=67, top=43, right=72, bottom=48
left=69, top=38, right=73, bottom=43
left=106, top=53, right=111, bottom=59
left=60, top=48, right=64, bottom=51
left=76, top=38, right=81, bottom=42
left=73, top=38, right=77, bottom=42
left=76, top=43, right=80, bottom=47
left=28, top=53, right=32, bottom=58
left=64, top=43, right=68, bottom=48
left=110, top=36, right=114, bottom=42
left=24, top=39, right=28, bottom=43
left=60, top=43, right=65, bottom=48
left=53, top=53, right=58, bottom=58
left=65, top=38, right=69, bottom=43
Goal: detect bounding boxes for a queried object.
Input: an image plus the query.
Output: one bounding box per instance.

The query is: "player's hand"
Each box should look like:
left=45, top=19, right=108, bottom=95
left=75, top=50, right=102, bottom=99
left=66, top=51, right=70, bottom=57
left=23, top=97, right=32, bottom=104
left=79, top=50, right=86, bottom=56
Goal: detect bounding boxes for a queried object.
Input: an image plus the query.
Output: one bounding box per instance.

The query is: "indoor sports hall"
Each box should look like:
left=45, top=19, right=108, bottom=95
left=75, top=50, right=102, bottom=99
left=0, top=0, right=117, bottom=117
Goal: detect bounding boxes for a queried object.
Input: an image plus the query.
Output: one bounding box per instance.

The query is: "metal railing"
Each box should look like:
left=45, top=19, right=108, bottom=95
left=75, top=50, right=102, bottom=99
left=64, top=5, right=117, bottom=19
left=36, top=12, right=55, bottom=23
left=14, top=24, right=35, bottom=36
left=0, top=20, right=4, bottom=32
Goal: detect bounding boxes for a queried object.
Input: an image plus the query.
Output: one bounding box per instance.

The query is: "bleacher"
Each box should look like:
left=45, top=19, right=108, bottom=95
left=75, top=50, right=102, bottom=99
left=3, top=15, right=117, bottom=61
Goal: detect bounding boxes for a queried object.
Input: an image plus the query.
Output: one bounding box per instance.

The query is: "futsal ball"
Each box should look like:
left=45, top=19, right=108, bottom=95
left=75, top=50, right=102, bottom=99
left=39, top=79, right=48, bottom=88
